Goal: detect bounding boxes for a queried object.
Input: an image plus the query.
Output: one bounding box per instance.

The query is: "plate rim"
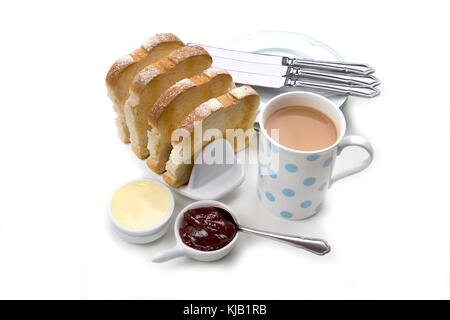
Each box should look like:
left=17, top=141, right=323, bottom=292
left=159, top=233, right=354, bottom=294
left=223, top=30, right=348, bottom=108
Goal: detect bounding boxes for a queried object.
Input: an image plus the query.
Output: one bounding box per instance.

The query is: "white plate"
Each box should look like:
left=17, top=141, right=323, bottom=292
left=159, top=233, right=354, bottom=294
left=224, top=31, right=348, bottom=115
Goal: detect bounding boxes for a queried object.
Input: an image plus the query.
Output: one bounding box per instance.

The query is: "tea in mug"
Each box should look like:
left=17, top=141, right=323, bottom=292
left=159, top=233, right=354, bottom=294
left=264, top=105, right=337, bottom=151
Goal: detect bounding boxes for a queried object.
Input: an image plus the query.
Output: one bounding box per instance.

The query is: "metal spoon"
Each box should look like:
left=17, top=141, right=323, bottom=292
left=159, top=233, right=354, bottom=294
left=218, top=208, right=331, bottom=256
left=238, top=225, right=331, bottom=256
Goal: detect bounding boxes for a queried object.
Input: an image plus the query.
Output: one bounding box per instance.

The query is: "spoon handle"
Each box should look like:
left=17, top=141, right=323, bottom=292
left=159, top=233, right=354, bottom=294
left=239, top=226, right=331, bottom=256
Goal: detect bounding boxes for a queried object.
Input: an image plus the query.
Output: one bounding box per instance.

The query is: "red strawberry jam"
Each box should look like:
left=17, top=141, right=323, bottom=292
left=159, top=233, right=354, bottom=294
left=179, top=207, right=237, bottom=251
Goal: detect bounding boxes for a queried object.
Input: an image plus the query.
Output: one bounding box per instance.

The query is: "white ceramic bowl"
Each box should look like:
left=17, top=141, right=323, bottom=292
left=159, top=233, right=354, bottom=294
left=152, top=200, right=240, bottom=262
left=108, top=179, right=175, bottom=244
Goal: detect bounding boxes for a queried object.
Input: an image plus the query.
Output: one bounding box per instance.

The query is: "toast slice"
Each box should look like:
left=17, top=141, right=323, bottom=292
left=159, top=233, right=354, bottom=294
left=124, top=45, right=212, bottom=159
left=146, top=67, right=235, bottom=173
left=162, top=86, right=260, bottom=187
left=106, top=33, right=184, bottom=143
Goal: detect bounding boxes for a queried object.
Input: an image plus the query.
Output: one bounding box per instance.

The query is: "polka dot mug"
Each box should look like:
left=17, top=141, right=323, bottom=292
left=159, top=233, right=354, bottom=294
left=257, top=92, right=374, bottom=220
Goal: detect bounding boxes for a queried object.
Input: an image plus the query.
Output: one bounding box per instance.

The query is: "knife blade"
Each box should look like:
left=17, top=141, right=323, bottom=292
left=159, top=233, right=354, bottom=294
left=228, top=70, right=380, bottom=98
left=213, top=56, right=288, bottom=77
left=189, top=43, right=374, bottom=75
left=228, top=70, right=285, bottom=88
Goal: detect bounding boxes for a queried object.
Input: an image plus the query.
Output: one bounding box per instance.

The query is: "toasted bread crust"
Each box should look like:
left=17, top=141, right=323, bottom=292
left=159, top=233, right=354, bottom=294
left=148, top=67, right=231, bottom=127
left=131, top=144, right=149, bottom=160
left=105, top=33, right=183, bottom=87
left=173, top=85, right=259, bottom=141
left=105, top=54, right=135, bottom=88
left=148, top=78, right=195, bottom=126
left=130, top=45, right=211, bottom=95
left=162, top=170, right=184, bottom=187
left=141, top=33, right=182, bottom=52
left=163, top=85, right=259, bottom=187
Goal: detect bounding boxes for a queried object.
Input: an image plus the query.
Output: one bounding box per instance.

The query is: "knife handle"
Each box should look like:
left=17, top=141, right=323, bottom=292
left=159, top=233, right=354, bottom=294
left=283, top=57, right=374, bottom=75
left=284, top=78, right=380, bottom=98
left=287, top=68, right=380, bottom=86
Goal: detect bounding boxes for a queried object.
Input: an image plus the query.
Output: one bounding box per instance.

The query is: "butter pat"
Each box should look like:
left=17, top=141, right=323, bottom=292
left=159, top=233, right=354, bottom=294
left=111, top=180, right=171, bottom=230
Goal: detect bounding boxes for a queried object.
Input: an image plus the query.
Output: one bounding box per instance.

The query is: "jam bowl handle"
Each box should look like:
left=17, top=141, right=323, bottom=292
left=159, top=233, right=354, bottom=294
left=152, top=245, right=185, bottom=263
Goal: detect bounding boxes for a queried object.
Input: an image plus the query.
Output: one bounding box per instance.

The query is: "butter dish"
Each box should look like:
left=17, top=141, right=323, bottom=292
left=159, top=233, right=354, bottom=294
left=108, top=179, right=175, bottom=244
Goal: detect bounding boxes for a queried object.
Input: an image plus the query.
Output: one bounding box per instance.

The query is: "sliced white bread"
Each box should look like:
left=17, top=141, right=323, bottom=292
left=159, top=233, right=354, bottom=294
left=162, top=85, right=260, bottom=187
left=124, top=45, right=212, bottom=159
left=106, top=33, right=184, bottom=143
left=146, top=67, right=235, bottom=173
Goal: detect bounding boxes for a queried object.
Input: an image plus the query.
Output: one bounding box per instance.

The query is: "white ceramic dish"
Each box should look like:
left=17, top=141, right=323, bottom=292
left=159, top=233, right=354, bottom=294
left=152, top=200, right=240, bottom=262
left=108, top=179, right=175, bottom=244
left=146, top=139, right=245, bottom=200
left=224, top=31, right=348, bottom=113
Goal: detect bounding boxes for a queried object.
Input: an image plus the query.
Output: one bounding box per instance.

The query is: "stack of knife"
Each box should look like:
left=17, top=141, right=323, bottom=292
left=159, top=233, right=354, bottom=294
left=190, top=43, right=380, bottom=98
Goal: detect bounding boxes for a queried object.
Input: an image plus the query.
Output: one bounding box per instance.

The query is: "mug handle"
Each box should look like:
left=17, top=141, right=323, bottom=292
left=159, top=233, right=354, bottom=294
left=330, top=135, right=374, bottom=187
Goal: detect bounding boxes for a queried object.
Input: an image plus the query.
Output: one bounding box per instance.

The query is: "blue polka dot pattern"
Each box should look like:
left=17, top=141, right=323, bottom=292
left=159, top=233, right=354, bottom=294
left=300, top=200, right=312, bottom=208
left=315, top=202, right=323, bottom=213
left=280, top=211, right=293, bottom=219
left=323, top=157, right=332, bottom=168
left=257, top=190, right=261, bottom=200
left=282, top=188, right=295, bottom=197
left=319, top=182, right=327, bottom=191
left=265, top=192, right=275, bottom=202
left=268, top=141, right=279, bottom=154
left=307, top=154, right=320, bottom=161
left=258, top=168, right=263, bottom=179
left=267, top=168, right=277, bottom=179
left=284, top=163, right=298, bottom=173
left=303, top=177, right=316, bottom=186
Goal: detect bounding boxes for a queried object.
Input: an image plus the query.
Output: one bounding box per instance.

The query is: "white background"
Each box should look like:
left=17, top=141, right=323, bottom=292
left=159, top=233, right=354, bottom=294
left=0, top=0, right=449, bottom=299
